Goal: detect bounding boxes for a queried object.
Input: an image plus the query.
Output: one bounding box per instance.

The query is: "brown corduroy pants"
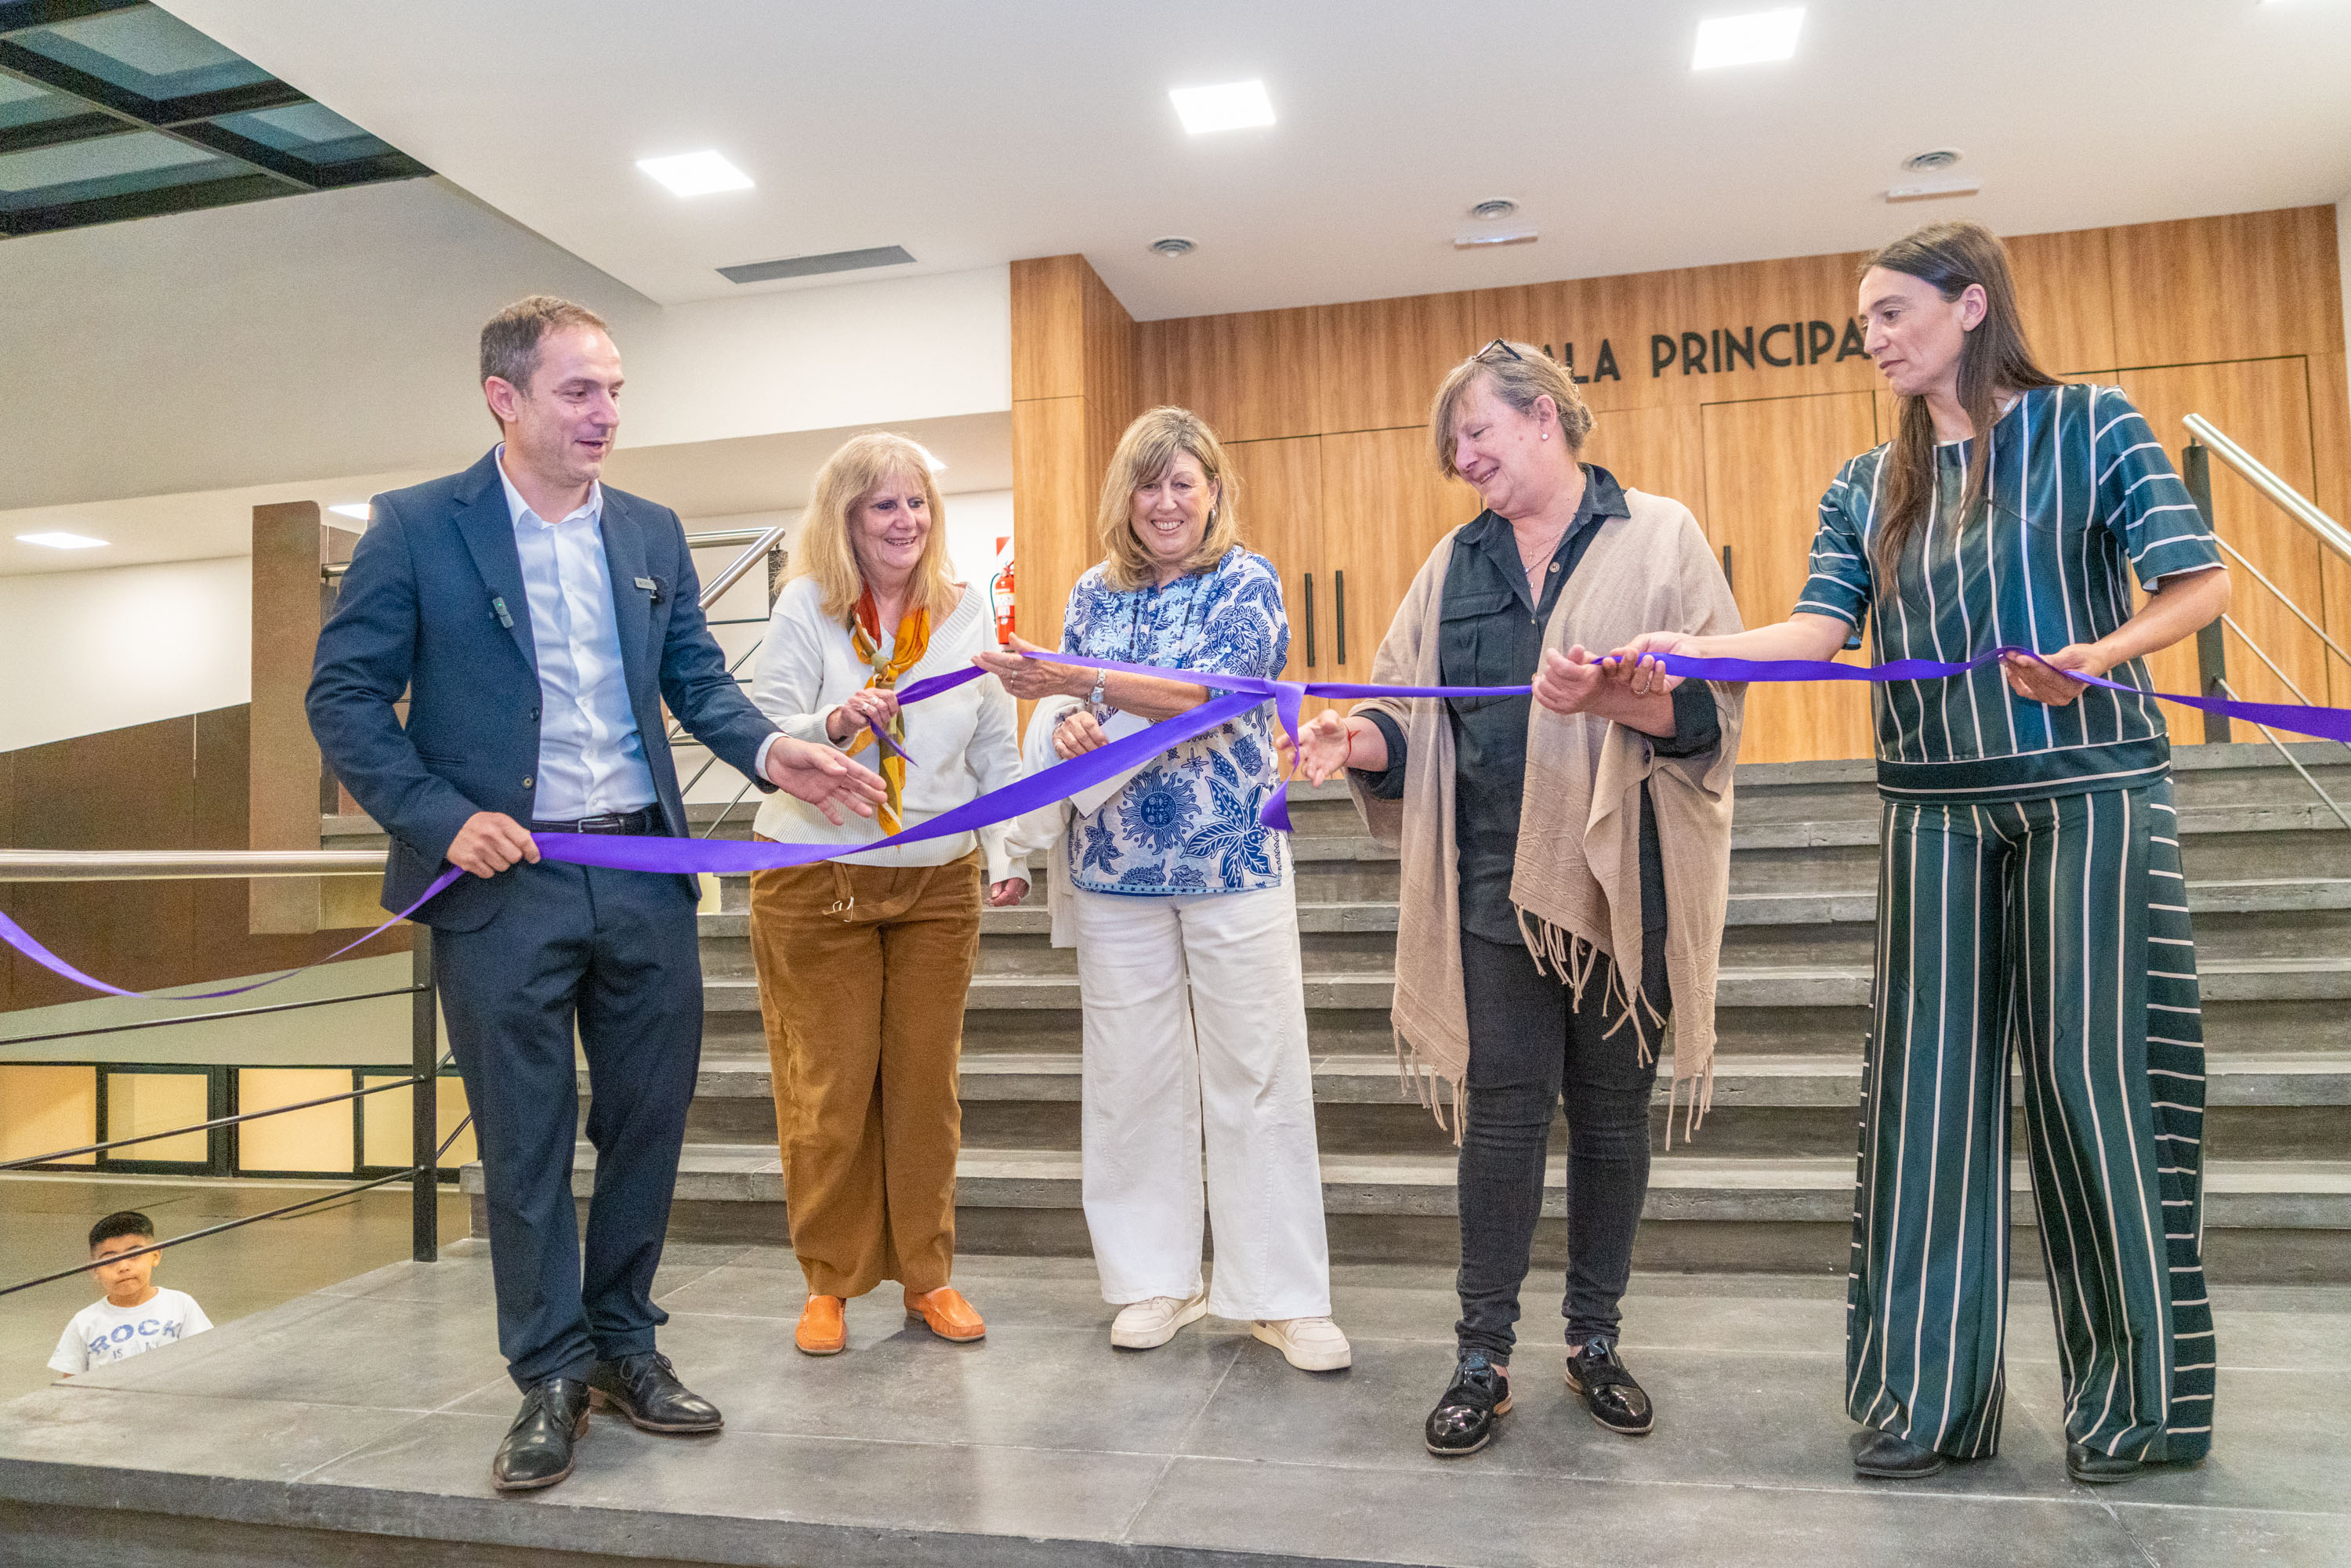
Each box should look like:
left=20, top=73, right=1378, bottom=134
left=747, top=846, right=983, bottom=1298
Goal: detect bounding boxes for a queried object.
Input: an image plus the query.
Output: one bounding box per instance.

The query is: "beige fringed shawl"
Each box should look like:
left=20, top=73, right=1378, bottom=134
left=1346, top=490, right=1746, bottom=1143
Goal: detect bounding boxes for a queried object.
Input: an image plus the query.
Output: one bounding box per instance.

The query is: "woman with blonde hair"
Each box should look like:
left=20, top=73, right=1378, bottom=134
left=748, top=432, right=1028, bottom=1356
left=1287, top=342, right=1742, bottom=1457
left=977, top=406, right=1348, bottom=1373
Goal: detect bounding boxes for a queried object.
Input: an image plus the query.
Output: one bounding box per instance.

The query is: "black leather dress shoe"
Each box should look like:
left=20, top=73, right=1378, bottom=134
left=2067, top=1443, right=2150, bottom=1485
left=491, top=1378, right=589, bottom=1493
left=1424, top=1351, right=1512, bottom=1458
left=587, top=1351, right=723, bottom=1434
left=1852, top=1428, right=1947, bottom=1479
left=1563, top=1337, right=1654, bottom=1436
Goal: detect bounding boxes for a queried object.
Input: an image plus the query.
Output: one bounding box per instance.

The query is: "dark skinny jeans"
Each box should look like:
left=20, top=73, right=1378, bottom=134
left=1454, top=925, right=1666, bottom=1361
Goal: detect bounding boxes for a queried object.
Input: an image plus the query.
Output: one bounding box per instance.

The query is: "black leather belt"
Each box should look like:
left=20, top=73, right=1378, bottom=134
left=530, top=805, right=662, bottom=835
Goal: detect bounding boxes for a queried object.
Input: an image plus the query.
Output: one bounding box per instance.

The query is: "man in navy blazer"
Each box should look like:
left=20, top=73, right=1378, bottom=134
left=310, top=296, right=882, bottom=1493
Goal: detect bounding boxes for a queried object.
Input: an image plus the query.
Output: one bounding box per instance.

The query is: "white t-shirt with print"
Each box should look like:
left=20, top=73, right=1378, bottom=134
left=49, top=1287, right=212, bottom=1374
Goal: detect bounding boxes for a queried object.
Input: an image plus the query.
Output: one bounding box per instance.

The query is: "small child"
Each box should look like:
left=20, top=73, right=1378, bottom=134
left=48, top=1210, right=212, bottom=1378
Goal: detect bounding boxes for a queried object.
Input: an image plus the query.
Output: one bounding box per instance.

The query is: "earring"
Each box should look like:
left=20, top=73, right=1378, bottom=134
left=1541, top=433, right=1549, bottom=440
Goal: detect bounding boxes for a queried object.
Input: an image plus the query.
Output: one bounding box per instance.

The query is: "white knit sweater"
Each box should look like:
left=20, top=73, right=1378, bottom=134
left=750, top=577, right=1026, bottom=883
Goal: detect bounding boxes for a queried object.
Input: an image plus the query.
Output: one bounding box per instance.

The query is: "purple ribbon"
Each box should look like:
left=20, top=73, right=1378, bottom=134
left=8, top=645, right=2347, bottom=1000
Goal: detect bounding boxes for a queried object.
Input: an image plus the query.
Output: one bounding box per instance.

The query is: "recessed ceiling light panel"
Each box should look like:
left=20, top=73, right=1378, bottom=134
left=1168, top=80, right=1274, bottom=135
left=1455, top=230, right=1538, bottom=250
left=328, top=503, right=371, bottom=520
left=16, top=531, right=107, bottom=549
left=1692, top=8, right=1805, bottom=69
left=1887, top=178, right=1981, bottom=203
left=636, top=150, right=754, bottom=197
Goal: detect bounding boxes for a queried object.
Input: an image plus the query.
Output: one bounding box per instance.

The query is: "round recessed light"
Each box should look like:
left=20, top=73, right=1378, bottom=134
left=1148, top=236, right=1197, bottom=258
left=1902, top=148, right=1963, bottom=173
left=1469, top=197, right=1519, bottom=221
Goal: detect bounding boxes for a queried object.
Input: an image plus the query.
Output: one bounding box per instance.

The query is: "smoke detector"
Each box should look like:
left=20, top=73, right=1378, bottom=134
left=1469, top=197, right=1519, bottom=221
left=1901, top=148, right=1963, bottom=172
left=1148, top=236, right=1197, bottom=258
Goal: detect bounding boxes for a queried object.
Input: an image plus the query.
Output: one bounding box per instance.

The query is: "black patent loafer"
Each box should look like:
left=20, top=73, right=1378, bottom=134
left=1853, top=1428, right=1947, bottom=1479
left=1424, top=1351, right=1512, bottom=1458
left=587, top=1351, right=723, bottom=1434
left=491, top=1377, right=589, bottom=1493
left=1563, top=1336, right=1654, bottom=1436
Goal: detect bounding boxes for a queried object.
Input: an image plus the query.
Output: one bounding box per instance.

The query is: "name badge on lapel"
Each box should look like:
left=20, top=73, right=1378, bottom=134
left=634, top=575, right=665, bottom=605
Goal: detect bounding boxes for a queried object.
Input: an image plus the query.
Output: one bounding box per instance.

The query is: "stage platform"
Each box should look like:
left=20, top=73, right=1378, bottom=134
left=1, top=1243, right=2344, bottom=1567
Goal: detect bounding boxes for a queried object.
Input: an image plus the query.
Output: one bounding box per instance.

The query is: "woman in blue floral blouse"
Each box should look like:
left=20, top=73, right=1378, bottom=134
left=979, top=406, right=1346, bottom=1373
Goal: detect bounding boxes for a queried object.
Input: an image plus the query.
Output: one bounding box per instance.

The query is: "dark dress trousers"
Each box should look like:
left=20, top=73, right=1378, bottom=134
left=308, top=448, right=778, bottom=1386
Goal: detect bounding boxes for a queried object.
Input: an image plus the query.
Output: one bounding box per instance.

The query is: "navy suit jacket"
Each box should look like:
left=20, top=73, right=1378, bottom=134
left=307, top=449, right=777, bottom=931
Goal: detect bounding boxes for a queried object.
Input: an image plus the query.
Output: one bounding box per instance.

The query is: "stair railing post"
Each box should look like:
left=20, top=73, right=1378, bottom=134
left=411, top=927, right=438, bottom=1263
left=2181, top=441, right=2232, bottom=745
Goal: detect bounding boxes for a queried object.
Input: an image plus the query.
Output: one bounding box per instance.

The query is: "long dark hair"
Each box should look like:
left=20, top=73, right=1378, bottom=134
left=1864, top=221, right=2059, bottom=575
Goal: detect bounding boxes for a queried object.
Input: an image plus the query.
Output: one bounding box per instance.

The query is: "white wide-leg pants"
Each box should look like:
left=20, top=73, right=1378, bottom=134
left=1071, top=879, right=1331, bottom=1320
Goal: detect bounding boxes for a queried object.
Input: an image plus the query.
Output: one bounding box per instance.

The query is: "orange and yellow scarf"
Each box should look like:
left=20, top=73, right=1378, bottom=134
left=846, top=587, right=930, bottom=834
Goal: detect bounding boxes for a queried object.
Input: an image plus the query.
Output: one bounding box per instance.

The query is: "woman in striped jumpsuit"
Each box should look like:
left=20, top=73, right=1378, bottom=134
left=1614, top=220, right=2231, bottom=1487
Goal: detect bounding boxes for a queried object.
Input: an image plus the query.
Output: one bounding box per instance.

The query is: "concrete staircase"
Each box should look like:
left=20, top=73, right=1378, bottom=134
left=441, top=742, right=2351, bottom=1282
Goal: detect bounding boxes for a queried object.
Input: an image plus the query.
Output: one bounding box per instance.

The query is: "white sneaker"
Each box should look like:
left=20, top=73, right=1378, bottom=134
left=1251, top=1316, right=1352, bottom=1371
left=1111, top=1291, right=1208, bottom=1349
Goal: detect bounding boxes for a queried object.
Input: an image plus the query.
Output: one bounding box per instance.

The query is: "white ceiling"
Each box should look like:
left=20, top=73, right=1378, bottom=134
left=0, top=411, right=1012, bottom=576
left=158, top=0, right=2351, bottom=320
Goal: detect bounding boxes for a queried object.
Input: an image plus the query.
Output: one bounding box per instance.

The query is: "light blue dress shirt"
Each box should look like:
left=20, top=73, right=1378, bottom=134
left=496, top=448, right=657, bottom=820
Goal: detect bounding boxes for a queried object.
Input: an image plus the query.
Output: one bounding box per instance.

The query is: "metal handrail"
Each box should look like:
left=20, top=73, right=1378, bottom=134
left=0, top=849, right=386, bottom=882
left=2211, top=534, right=2351, bottom=675
left=321, top=523, right=783, bottom=581
left=2185, top=414, right=2351, bottom=566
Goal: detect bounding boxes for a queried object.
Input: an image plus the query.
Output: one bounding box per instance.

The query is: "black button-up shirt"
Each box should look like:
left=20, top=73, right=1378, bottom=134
left=1357, top=464, right=1720, bottom=944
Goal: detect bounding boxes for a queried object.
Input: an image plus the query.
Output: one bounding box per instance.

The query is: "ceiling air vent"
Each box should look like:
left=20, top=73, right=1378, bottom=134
left=718, top=245, right=915, bottom=284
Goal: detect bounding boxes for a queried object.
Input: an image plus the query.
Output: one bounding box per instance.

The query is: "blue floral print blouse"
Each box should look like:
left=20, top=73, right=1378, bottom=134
left=1063, top=546, right=1291, bottom=896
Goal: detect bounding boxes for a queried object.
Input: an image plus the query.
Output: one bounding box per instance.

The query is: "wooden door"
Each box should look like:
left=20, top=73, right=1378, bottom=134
left=1700, top=392, right=1881, bottom=763
left=2115, top=359, right=2327, bottom=710
left=1581, top=404, right=1706, bottom=526
left=1320, top=427, right=1483, bottom=696
left=1223, top=435, right=1332, bottom=717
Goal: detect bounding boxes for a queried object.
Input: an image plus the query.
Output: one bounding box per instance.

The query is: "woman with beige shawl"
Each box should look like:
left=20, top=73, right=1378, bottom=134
left=1285, top=342, right=1743, bottom=1458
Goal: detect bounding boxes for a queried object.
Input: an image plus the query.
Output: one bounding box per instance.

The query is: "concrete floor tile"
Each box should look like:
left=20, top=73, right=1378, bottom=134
left=304, top=1408, right=1170, bottom=1548
left=2114, top=1501, right=2351, bottom=1566
left=446, top=1312, right=1244, bottom=1457
left=2008, top=1366, right=2351, bottom=1516
left=1131, top=1454, right=2148, bottom=1568
left=0, top=1385, right=424, bottom=1483
left=1178, top=1335, right=2078, bottom=1501
left=65, top=1292, right=506, bottom=1413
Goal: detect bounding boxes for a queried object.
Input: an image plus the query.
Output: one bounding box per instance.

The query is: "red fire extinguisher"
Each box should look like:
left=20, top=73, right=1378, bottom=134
left=989, top=535, right=1016, bottom=646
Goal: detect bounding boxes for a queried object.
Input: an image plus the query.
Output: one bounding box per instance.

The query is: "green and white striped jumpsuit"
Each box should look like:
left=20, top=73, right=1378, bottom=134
left=1798, top=382, right=2222, bottom=1464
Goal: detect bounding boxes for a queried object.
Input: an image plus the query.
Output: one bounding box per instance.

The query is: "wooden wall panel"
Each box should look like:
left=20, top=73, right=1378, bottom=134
left=1011, top=254, right=1087, bottom=402
left=2314, top=351, right=2351, bottom=708
left=1012, top=395, right=1092, bottom=652
left=1223, top=437, right=1325, bottom=686
left=1135, top=306, right=1325, bottom=444
left=1320, top=428, right=1482, bottom=685
left=1313, top=292, right=1479, bottom=435
left=4, top=716, right=197, bottom=1011
left=1682, top=252, right=1881, bottom=405
left=2121, top=358, right=2324, bottom=710
left=1582, top=404, right=1705, bottom=531
left=1701, top=393, right=1878, bottom=764
left=2108, top=206, right=2342, bottom=369
left=1479, top=266, right=1704, bottom=417
left=2004, top=226, right=2117, bottom=375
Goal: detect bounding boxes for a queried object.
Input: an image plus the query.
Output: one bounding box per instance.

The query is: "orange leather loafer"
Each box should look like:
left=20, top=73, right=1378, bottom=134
left=904, top=1286, right=986, bottom=1342
left=795, top=1295, right=846, bottom=1356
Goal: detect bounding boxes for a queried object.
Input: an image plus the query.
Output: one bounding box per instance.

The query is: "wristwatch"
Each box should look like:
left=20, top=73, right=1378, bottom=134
left=1089, top=669, right=1109, bottom=713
